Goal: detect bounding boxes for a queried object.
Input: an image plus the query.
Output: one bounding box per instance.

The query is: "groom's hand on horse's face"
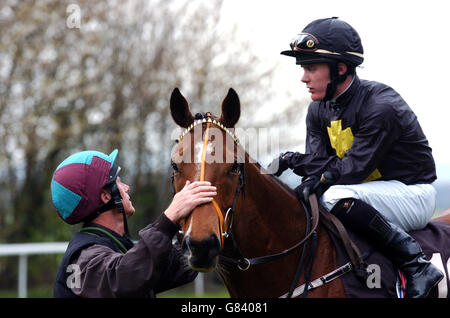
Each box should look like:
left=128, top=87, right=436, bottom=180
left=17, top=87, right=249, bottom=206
left=268, top=152, right=293, bottom=177
left=164, top=181, right=217, bottom=223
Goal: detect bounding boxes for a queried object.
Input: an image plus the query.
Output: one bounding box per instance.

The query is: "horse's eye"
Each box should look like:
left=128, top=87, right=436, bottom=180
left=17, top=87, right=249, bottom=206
left=171, top=161, right=179, bottom=172
left=230, top=162, right=240, bottom=174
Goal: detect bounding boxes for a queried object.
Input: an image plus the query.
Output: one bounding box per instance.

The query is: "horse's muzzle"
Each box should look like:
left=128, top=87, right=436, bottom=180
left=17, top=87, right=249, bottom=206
left=182, top=234, right=221, bottom=272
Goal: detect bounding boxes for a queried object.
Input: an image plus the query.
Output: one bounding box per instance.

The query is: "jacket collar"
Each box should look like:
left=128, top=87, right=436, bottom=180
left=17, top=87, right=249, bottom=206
left=83, top=222, right=134, bottom=250
left=328, top=75, right=359, bottom=109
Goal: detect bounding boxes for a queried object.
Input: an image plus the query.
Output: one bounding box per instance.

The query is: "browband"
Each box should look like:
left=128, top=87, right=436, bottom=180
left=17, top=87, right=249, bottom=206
left=176, top=118, right=240, bottom=145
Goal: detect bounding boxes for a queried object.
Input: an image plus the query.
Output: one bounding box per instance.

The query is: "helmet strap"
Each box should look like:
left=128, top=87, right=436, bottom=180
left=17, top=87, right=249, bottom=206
left=85, top=183, right=130, bottom=237
left=113, top=195, right=130, bottom=238
left=84, top=199, right=115, bottom=223
left=324, top=61, right=350, bottom=101
left=108, top=183, right=130, bottom=237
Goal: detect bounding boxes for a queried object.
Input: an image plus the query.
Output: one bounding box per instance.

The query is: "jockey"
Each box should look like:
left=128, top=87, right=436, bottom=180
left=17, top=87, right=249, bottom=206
left=273, top=17, right=443, bottom=298
left=51, top=149, right=216, bottom=297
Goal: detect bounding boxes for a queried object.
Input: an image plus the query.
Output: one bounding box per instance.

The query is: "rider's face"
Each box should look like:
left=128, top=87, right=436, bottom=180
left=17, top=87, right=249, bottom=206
left=301, top=63, right=330, bottom=101
left=116, top=177, right=135, bottom=217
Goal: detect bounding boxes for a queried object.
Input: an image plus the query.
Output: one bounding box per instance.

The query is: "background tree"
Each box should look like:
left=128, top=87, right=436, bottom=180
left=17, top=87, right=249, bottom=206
left=0, top=0, right=307, bottom=292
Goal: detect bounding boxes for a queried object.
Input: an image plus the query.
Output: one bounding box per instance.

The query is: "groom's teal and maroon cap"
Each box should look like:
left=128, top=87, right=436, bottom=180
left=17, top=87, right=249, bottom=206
left=51, top=150, right=119, bottom=224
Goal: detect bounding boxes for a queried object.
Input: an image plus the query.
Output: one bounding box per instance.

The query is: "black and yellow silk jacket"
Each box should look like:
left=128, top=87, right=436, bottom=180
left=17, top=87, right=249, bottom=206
left=286, top=76, right=436, bottom=185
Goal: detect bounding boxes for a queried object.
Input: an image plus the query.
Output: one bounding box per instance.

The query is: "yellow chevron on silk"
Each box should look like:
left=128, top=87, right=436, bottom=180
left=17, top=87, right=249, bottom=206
left=326, top=120, right=381, bottom=182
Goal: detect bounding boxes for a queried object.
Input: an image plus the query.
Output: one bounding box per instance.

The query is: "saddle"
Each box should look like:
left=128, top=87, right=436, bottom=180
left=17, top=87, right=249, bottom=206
left=295, top=190, right=450, bottom=298
left=318, top=203, right=450, bottom=298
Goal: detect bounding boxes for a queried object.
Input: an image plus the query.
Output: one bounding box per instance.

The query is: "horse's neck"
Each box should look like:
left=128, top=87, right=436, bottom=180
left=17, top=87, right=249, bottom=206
left=234, top=162, right=307, bottom=252
left=220, top=159, right=340, bottom=297
left=245, top=162, right=302, bottom=213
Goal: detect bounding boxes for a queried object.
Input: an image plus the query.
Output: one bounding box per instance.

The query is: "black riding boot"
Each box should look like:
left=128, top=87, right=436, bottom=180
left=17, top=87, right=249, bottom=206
left=331, top=199, right=444, bottom=298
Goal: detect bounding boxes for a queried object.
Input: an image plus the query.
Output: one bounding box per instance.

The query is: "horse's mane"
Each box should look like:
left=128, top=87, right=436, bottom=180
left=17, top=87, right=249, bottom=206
left=250, top=160, right=297, bottom=197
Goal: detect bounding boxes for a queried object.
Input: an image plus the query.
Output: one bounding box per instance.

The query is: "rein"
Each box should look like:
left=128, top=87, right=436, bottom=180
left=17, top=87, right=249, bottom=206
left=219, top=194, right=320, bottom=272
left=173, top=115, right=368, bottom=297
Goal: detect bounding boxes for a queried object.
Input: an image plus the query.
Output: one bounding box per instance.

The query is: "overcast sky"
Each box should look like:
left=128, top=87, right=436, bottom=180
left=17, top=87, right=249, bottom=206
left=219, top=0, right=450, bottom=181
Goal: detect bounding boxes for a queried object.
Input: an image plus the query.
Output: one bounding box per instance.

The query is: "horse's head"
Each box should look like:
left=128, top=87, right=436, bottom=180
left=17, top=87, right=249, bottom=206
left=170, top=87, right=243, bottom=272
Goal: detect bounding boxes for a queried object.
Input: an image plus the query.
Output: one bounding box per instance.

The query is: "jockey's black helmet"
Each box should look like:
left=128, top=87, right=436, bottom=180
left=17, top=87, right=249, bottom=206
left=281, top=17, right=364, bottom=67
left=281, top=17, right=364, bottom=101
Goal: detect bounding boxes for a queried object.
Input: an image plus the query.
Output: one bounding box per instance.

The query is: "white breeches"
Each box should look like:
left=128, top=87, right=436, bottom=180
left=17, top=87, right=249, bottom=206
left=320, top=180, right=437, bottom=232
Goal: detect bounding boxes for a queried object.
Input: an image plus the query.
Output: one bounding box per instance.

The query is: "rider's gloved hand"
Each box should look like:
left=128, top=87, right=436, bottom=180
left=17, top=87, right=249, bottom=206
left=295, top=171, right=336, bottom=203
left=267, top=152, right=294, bottom=177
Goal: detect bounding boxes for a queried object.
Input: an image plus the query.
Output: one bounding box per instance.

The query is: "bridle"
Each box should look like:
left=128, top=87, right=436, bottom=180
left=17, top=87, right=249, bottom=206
left=172, top=114, right=321, bottom=297
left=173, top=114, right=244, bottom=247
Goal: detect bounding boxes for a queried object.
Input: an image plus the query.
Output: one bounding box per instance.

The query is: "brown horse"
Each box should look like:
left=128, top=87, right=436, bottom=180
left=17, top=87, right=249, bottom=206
left=169, top=87, right=450, bottom=298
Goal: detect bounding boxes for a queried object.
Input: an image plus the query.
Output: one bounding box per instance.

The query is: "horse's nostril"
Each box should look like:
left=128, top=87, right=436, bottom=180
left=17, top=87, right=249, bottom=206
left=188, top=234, right=219, bottom=250
left=207, top=234, right=221, bottom=259
left=186, top=234, right=221, bottom=264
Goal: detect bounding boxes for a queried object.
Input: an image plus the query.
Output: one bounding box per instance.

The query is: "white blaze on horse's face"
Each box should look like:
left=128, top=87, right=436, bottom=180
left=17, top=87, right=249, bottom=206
left=194, top=140, right=204, bottom=177
left=194, top=139, right=215, bottom=163
left=184, top=213, right=194, bottom=256
left=169, top=88, right=242, bottom=272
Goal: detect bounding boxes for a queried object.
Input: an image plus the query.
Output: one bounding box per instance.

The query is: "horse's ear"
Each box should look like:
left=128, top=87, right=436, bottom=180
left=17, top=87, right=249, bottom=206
left=219, top=88, right=240, bottom=128
left=170, top=88, right=194, bottom=128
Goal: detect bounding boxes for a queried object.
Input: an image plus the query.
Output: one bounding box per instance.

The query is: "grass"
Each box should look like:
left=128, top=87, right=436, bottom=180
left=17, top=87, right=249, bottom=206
left=0, top=286, right=54, bottom=298
left=0, top=285, right=230, bottom=298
